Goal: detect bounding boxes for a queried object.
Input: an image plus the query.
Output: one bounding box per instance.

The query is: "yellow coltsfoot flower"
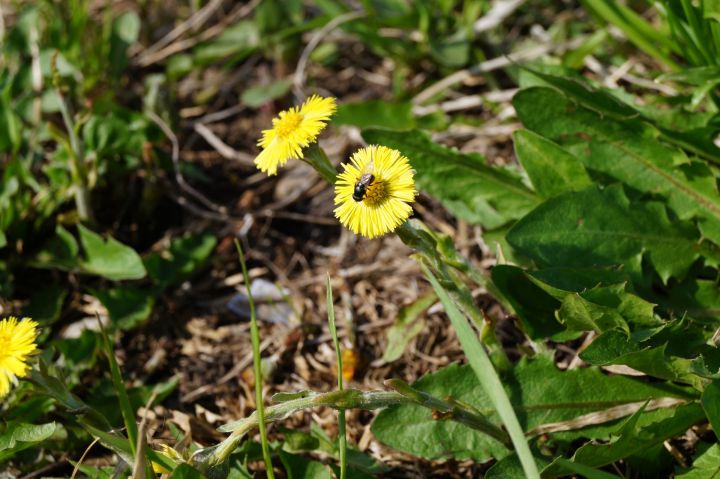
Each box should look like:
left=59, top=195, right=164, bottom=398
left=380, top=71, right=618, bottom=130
left=255, top=95, right=337, bottom=175
left=0, top=316, right=39, bottom=399
left=334, top=145, right=416, bottom=238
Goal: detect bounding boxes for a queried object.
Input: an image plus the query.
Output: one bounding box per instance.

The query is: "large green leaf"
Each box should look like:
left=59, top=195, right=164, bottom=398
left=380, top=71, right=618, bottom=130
left=362, top=128, right=539, bottom=229
left=372, top=355, right=691, bottom=462
left=506, top=184, right=708, bottom=282
left=513, top=87, right=720, bottom=245
left=512, top=130, right=592, bottom=198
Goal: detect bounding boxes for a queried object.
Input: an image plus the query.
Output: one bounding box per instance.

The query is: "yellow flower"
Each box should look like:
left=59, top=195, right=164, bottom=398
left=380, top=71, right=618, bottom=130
left=0, top=316, right=39, bottom=399
left=334, top=145, right=416, bottom=238
left=255, top=95, right=337, bottom=175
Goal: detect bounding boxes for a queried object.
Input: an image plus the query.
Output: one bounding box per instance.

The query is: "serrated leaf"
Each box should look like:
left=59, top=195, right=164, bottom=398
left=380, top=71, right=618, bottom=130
left=544, top=403, right=705, bottom=476
left=580, top=330, right=694, bottom=382
left=506, top=184, right=705, bottom=283
left=513, top=87, right=720, bottom=246
left=362, top=128, right=539, bottom=229
left=78, top=225, right=146, bottom=280
left=513, top=130, right=592, bottom=198
left=372, top=356, right=690, bottom=462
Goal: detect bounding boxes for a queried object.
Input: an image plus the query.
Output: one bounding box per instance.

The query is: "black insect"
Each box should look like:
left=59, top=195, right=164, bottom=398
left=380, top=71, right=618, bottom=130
left=352, top=173, right=375, bottom=202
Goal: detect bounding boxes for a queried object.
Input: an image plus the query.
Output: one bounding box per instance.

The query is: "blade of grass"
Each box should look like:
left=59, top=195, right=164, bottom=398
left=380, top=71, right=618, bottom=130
left=420, top=264, right=540, bottom=479
left=326, top=275, right=347, bottom=479
left=235, top=240, right=275, bottom=479
left=582, top=0, right=680, bottom=70
left=97, top=316, right=138, bottom=459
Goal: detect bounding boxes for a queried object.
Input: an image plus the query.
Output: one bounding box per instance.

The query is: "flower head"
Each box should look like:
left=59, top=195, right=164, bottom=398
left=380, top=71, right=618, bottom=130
left=0, top=316, right=39, bottom=399
left=255, top=95, right=337, bottom=175
left=334, top=145, right=416, bottom=238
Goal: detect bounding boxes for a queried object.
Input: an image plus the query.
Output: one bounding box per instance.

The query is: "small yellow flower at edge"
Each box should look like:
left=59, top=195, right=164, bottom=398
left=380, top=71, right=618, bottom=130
left=0, top=316, right=39, bottom=399
left=255, top=95, right=337, bottom=175
left=334, top=145, right=416, bottom=238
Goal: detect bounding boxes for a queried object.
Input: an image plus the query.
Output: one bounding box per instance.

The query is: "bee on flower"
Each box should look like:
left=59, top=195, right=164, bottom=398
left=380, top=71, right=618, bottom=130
left=334, top=145, right=416, bottom=238
left=254, top=95, right=337, bottom=175
left=0, top=316, right=39, bottom=399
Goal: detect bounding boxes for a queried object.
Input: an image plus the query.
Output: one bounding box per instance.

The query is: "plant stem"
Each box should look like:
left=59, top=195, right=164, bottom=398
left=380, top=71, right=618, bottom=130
left=52, top=53, right=93, bottom=223
left=303, top=143, right=338, bottom=184
left=192, top=387, right=509, bottom=474
left=234, top=240, right=275, bottom=479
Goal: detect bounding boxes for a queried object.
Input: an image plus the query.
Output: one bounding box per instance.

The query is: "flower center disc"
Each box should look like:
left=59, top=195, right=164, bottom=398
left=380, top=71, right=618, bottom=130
left=276, top=111, right=303, bottom=138
left=363, top=180, right=388, bottom=206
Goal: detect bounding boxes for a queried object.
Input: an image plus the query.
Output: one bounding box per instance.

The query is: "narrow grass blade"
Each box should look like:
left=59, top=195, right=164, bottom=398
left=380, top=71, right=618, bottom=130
left=421, top=265, right=540, bottom=479
left=235, top=240, right=275, bottom=479
left=97, top=318, right=138, bottom=458
left=326, top=275, right=347, bottom=479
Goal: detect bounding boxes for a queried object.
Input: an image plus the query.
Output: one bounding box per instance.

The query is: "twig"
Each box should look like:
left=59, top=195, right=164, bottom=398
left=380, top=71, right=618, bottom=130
left=293, top=10, right=366, bottom=99
left=412, top=36, right=586, bottom=104
left=193, top=123, right=255, bottom=166
left=412, top=89, right=518, bottom=116
left=70, top=438, right=100, bottom=479
left=147, top=110, right=228, bottom=215
left=135, top=0, right=261, bottom=67
left=136, top=0, right=224, bottom=62
left=474, top=0, right=526, bottom=35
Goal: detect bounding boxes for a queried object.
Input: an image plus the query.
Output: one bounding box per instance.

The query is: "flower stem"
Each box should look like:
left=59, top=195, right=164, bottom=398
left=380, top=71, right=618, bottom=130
left=303, top=143, right=337, bottom=184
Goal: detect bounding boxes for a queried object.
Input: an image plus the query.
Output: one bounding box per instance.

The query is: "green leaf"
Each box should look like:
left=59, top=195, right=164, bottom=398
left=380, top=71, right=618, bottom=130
left=512, top=130, right=592, bottom=198
left=506, top=184, right=705, bottom=283
left=513, top=87, right=720, bottom=246
left=0, top=422, right=57, bottom=451
left=676, top=443, right=720, bottom=478
left=491, top=265, right=563, bottom=339
left=544, top=402, right=705, bottom=476
left=92, top=287, right=155, bottom=330
left=78, top=225, right=146, bottom=280
left=169, top=464, right=206, bottom=478
left=241, top=78, right=293, bottom=108
left=335, top=100, right=416, bottom=130
left=279, top=451, right=334, bottom=479
left=145, top=233, right=217, bottom=290
left=110, top=11, right=140, bottom=74
left=701, top=380, right=720, bottom=433
left=362, top=128, right=539, bottom=229
left=23, top=283, right=67, bottom=326
left=372, top=354, right=687, bottom=462
left=382, top=292, right=435, bottom=363
left=193, top=21, right=259, bottom=64
left=580, top=330, right=694, bottom=382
